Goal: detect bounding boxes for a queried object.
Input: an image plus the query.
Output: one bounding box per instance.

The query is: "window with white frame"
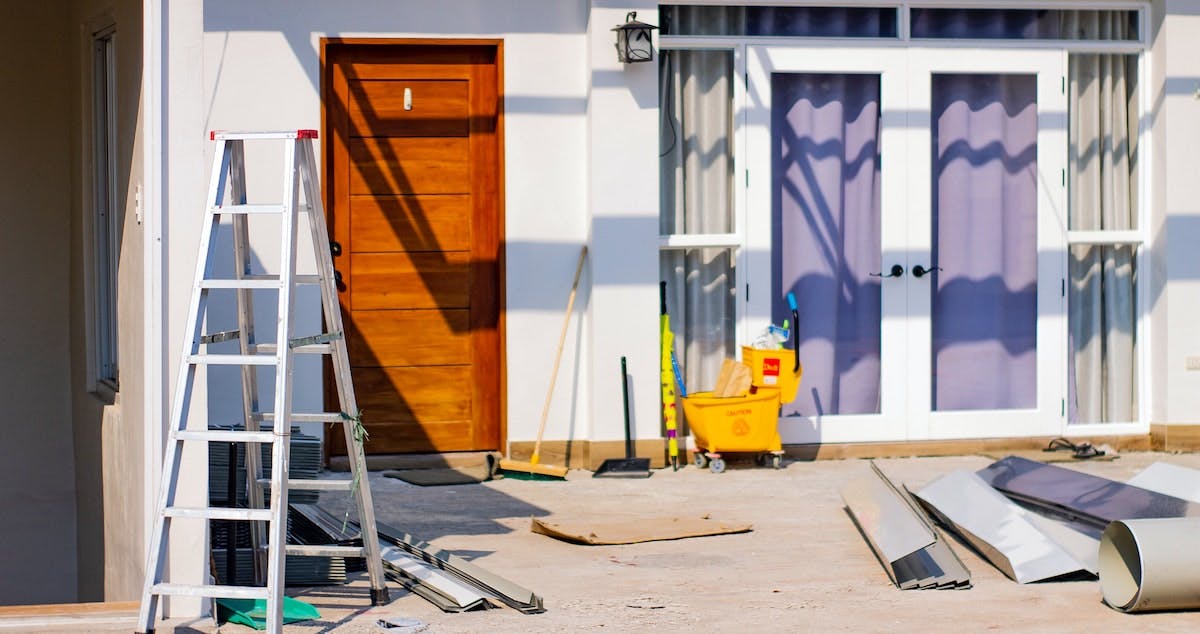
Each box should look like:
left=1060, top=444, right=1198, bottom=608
left=659, top=48, right=739, bottom=393
left=659, top=4, right=1148, bottom=424
left=92, top=27, right=119, bottom=388
left=1067, top=50, right=1140, bottom=424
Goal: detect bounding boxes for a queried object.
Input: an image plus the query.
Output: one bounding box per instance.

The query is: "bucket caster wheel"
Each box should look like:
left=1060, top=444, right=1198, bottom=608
left=694, top=452, right=709, bottom=469
left=771, top=454, right=783, bottom=469
left=709, top=458, right=726, bottom=474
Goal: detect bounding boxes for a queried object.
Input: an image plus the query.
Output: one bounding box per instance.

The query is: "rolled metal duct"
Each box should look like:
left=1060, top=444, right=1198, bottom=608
left=1099, top=518, right=1200, bottom=613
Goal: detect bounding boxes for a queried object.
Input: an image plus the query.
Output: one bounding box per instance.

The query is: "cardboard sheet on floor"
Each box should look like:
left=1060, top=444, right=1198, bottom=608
left=530, top=515, right=752, bottom=545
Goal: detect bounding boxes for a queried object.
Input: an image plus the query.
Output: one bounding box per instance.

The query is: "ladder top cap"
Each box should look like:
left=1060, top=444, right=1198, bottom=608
left=209, top=130, right=319, bottom=141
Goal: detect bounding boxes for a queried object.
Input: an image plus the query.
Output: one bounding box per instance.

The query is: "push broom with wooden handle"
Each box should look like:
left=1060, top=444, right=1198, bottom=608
left=499, top=246, right=587, bottom=479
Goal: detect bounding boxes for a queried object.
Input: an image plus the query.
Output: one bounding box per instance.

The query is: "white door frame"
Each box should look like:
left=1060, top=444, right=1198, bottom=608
left=907, top=49, right=1068, bottom=441
left=746, top=45, right=1068, bottom=443
left=746, top=46, right=910, bottom=443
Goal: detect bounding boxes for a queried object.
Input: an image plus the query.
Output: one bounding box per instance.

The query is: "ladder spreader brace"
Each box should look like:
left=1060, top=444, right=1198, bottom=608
left=137, top=130, right=389, bottom=634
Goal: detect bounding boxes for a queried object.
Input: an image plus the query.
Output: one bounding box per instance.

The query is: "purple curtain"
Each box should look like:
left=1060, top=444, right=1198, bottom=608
left=931, top=74, right=1037, bottom=411
left=772, top=74, right=881, bottom=417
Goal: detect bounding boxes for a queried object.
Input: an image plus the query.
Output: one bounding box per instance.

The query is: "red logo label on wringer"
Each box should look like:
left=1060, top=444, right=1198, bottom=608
left=762, top=357, right=780, bottom=385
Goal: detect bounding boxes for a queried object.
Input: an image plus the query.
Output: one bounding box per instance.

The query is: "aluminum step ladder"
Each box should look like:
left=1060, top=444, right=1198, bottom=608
left=137, top=130, right=389, bottom=634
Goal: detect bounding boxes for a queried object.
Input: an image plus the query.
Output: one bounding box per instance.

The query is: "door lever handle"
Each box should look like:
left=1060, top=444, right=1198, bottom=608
left=870, top=264, right=905, bottom=278
left=912, top=265, right=942, bottom=278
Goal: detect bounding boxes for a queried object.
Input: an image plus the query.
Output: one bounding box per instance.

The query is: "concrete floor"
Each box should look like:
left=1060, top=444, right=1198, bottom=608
left=21, top=451, right=1200, bottom=633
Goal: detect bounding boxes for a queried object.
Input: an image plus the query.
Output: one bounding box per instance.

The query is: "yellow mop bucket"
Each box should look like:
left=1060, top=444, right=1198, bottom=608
left=741, top=346, right=801, bottom=404
left=681, top=387, right=783, bottom=454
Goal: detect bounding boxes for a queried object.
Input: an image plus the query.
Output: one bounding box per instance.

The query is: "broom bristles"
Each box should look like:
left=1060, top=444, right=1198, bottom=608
left=498, top=457, right=568, bottom=479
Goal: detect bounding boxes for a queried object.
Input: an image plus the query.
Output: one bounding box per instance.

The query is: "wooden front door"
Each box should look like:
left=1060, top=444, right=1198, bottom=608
left=324, top=41, right=503, bottom=455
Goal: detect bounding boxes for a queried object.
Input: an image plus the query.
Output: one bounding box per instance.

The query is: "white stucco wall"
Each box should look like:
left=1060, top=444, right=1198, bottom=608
left=1157, top=1, right=1200, bottom=425
left=66, top=0, right=149, bottom=602
left=196, top=0, right=628, bottom=449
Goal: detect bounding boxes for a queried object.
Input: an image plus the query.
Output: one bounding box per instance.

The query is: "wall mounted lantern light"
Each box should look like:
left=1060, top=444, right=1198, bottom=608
left=612, top=11, right=658, bottom=63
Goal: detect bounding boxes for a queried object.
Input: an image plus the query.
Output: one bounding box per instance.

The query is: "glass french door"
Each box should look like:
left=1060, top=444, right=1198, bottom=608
left=746, top=46, right=1067, bottom=443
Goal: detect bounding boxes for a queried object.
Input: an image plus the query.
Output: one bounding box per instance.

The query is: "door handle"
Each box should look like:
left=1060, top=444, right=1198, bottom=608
left=334, top=270, right=344, bottom=287
left=330, top=240, right=342, bottom=257
left=911, top=265, right=942, bottom=278
left=870, top=264, right=905, bottom=278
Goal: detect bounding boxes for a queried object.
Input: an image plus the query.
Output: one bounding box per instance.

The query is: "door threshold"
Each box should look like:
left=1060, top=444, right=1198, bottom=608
left=0, top=601, right=137, bottom=631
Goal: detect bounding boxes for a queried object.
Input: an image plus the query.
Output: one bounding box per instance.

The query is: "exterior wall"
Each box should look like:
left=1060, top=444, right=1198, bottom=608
left=197, top=0, right=616, bottom=449
left=0, top=0, right=147, bottom=606
left=65, top=0, right=148, bottom=602
left=0, top=3, right=80, bottom=605
left=587, top=1, right=661, bottom=443
left=162, top=0, right=209, bottom=616
left=1156, top=1, right=1200, bottom=426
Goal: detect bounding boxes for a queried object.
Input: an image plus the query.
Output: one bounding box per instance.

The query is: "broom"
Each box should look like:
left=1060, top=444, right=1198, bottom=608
left=499, top=246, right=587, bottom=480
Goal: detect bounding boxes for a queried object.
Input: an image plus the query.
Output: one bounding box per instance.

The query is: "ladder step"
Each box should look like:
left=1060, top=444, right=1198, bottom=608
left=200, top=279, right=284, bottom=290
left=188, top=354, right=278, bottom=366
left=285, top=544, right=366, bottom=558
left=256, top=343, right=332, bottom=354
left=177, top=430, right=277, bottom=443
left=256, top=412, right=347, bottom=424
left=256, top=478, right=355, bottom=492
left=210, top=204, right=286, bottom=215
left=152, top=583, right=269, bottom=600
left=245, top=274, right=322, bottom=284
left=164, top=507, right=273, bottom=521
left=211, top=130, right=318, bottom=141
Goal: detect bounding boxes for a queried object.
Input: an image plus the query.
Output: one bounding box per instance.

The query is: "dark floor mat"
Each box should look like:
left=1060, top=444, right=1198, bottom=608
left=383, top=456, right=498, bottom=486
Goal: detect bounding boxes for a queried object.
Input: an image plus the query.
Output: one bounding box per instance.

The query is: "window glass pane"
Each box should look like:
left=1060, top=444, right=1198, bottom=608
left=772, top=73, right=882, bottom=417
left=661, top=248, right=736, bottom=397
left=661, top=6, right=898, bottom=38
left=911, top=9, right=1138, bottom=41
left=660, top=49, right=734, bottom=235
left=931, top=74, right=1037, bottom=412
left=1069, top=244, right=1137, bottom=423
left=1069, top=53, right=1139, bottom=231
left=93, top=32, right=119, bottom=385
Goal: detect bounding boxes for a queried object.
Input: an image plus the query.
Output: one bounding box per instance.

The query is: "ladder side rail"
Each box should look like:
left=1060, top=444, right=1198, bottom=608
left=298, top=138, right=390, bottom=604
left=228, top=140, right=269, bottom=584
left=138, top=139, right=234, bottom=633
left=261, top=139, right=302, bottom=634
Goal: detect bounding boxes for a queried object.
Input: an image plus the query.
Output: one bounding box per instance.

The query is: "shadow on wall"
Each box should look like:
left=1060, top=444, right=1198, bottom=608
left=202, top=0, right=589, bottom=97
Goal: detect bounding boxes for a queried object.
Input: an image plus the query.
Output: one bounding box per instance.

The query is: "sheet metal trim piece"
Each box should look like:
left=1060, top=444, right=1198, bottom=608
left=976, top=456, right=1200, bottom=529
left=374, top=521, right=546, bottom=614
left=841, top=462, right=970, bottom=590
left=1100, top=518, right=1200, bottom=613
left=380, top=546, right=494, bottom=612
left=1125, top=462, right=1200, bottom=504
left=914, top=470, right=1094, bottom=583
left=841, top=464, right=935, bottom=565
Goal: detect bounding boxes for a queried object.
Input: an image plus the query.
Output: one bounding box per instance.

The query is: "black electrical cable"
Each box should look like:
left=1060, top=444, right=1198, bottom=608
left=659, top=50, right=678, bottom=158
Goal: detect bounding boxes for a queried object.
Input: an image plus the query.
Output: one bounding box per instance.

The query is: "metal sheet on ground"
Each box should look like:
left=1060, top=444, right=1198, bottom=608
left=371, top=520, right=545, bottom=614
left=914, top=470, right=1093, bottom=583
left=841, top=462, right=970, bottom=590
left=380, top=546, right=494, bottom=612
left=976, top=456, right=1200, bottom=529
left=1125, top=462, right=1200, bottom=504
left=841, top=466, right=935, bottom=564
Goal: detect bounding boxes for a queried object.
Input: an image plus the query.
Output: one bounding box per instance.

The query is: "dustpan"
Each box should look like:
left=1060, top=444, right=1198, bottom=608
left=594, top=357, right=651, bottom=478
